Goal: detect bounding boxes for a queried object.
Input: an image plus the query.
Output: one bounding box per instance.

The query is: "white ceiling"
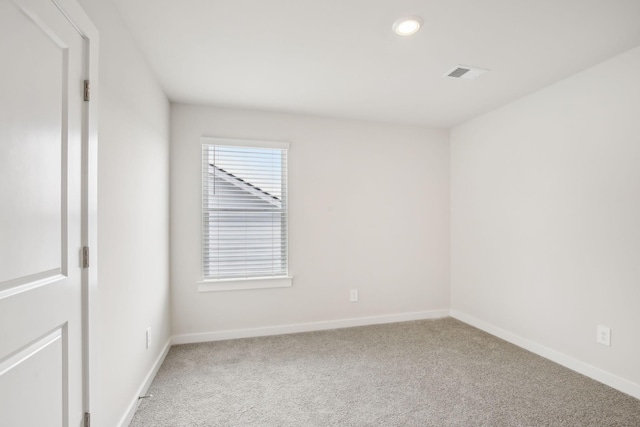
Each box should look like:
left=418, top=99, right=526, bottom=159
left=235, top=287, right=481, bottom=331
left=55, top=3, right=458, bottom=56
left=113, top=0, right=640, bottom=128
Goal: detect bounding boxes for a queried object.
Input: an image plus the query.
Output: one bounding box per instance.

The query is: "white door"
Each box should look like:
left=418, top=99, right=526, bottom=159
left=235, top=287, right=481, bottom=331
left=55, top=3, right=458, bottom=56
left=0, top=0, right=87, bottom=425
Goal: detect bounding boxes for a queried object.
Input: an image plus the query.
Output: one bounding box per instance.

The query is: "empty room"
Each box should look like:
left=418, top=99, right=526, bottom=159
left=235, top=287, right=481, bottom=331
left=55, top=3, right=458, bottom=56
left=1, top=0, right=639, bottom=426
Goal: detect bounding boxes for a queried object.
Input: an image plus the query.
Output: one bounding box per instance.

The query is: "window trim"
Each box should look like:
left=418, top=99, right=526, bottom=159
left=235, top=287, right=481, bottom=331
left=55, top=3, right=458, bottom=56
left=200, top=136, right=291, bottom=289
left=201, top=136, right=290, bottom=151
left=197, top=276, right=293, bottom=292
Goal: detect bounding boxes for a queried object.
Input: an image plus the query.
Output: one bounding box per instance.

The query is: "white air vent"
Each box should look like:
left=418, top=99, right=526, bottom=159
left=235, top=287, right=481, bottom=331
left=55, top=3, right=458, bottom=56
left=444, top=65, right=489, bottom=80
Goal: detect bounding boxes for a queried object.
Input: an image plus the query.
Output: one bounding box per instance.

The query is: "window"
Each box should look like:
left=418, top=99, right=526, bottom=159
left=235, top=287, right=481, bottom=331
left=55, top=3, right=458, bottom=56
left=201, top=138, right=289, bottom=286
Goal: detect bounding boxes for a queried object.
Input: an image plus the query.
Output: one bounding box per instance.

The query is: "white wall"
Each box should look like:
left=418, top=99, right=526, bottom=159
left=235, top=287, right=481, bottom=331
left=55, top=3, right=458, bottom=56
left=171, top=105, right=449, bottom=337
left=451, top=46, right=640, bottom=392
left=75, top=1, right=171, bottom=426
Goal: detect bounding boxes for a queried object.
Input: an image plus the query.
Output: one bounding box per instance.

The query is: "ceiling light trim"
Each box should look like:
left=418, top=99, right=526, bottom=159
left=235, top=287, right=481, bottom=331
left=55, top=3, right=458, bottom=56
left=392, top=16, right=423, bottom=36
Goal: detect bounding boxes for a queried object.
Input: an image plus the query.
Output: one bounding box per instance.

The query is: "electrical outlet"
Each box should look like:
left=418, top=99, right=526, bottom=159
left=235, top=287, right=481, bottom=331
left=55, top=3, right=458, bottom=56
left=596, top=325, right=610, bottom=346
left=146, top=327, right=152, bottom=349
left=350, top=289, right=358, bottom=302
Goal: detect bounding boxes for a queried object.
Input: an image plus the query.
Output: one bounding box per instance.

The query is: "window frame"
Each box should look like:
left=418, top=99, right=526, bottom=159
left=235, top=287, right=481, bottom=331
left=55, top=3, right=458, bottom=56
left=198, top=136, right=292, bottom=292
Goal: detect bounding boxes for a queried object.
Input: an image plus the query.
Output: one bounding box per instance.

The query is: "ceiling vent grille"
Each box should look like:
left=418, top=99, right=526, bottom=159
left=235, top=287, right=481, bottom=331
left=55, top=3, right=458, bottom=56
left=444, top=65, right=489, bottom=80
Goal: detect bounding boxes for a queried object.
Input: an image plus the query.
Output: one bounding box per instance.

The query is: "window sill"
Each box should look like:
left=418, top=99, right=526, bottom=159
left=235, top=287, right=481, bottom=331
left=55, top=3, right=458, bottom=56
left=197, top=276, right=293, bottom=292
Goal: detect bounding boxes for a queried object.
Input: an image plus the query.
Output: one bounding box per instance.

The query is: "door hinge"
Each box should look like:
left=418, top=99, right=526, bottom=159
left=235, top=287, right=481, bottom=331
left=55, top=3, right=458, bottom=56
left=82, top=246, right=90, bottom=269
left=84, top=412, right=91, bottom=427
left=84, top=80, right=90, bottom=101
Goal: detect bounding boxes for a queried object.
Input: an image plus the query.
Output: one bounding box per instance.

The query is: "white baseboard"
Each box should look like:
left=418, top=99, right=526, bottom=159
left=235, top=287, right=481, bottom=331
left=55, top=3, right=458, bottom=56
left=450, top=310, right=640, bottom=400
left=171, top=309, right=449, bottom=345
left=117, top=339, right=172, bottom=427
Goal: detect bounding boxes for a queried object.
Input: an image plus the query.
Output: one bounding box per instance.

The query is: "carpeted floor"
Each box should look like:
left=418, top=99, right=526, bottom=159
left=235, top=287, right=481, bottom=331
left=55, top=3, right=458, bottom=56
left=129, top=318, right=640, bottom=426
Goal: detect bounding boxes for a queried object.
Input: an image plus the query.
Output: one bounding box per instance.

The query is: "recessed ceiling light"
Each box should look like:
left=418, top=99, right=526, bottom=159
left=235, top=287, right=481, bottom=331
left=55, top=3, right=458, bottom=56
left=392, top=16, right=423, bottom=36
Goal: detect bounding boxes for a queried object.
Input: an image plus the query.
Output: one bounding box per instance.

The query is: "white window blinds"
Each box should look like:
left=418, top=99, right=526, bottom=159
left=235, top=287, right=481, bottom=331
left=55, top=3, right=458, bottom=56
left=202, top=139, right=288, bottom=280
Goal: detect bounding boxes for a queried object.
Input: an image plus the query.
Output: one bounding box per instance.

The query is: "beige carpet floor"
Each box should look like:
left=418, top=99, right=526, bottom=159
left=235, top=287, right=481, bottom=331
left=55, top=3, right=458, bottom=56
left=130, top=318, right=640, bottom=426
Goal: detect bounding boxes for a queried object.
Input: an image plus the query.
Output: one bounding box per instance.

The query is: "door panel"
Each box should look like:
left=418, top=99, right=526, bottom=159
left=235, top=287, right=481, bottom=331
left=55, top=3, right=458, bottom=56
left=0, top=0, right=64, bottom=287
left=0, top=328, right=64, bottom=427
left=0, top=0, right=86, bottom=425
